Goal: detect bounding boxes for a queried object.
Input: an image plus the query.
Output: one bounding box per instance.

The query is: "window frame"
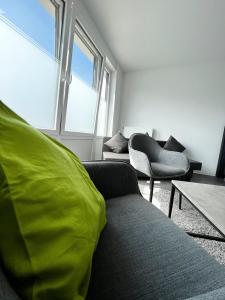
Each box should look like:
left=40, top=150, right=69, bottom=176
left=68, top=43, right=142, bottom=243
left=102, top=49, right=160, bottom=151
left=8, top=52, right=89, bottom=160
left=48, top=0, right=66, bottom=134
left=0, top=0, right=66, bottom=134
left=40, top=0, right=68, bottom=136
left=0, top=0, right=117, bottom=140
left=104, top=66, right=112, bottom=136
left=51, top=0, right=65, bottom=59
left=75, top=21, right=102, bottom=90
left=59, top=18, right=104, bottom=138
left=95, top=66, right=112, bottom=137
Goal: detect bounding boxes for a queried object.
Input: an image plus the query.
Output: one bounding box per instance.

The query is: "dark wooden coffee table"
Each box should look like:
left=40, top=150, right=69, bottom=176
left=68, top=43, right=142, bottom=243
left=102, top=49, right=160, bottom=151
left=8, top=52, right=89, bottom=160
left=168, top=180, right=225, bottom=242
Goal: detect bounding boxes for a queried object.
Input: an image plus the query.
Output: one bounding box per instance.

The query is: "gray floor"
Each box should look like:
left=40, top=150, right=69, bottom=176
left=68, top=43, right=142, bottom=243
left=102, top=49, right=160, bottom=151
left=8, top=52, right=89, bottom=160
left=138, top=174, right=225, bottom=266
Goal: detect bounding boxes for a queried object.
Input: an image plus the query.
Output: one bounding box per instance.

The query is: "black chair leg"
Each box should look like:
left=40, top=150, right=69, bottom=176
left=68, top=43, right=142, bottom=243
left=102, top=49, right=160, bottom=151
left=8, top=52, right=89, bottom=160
left=179, top=192, right=182, bottom=210
left=149, top=178, right=154, bottom=202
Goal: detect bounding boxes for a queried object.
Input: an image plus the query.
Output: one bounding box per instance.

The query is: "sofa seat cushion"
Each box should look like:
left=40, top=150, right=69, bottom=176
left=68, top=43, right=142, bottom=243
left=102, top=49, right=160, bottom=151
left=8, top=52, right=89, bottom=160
left=151, top=162, right=186, bottom=177
left=103, top=151, right=130, bottom=163
left=87, top=194, right=225, bottom=300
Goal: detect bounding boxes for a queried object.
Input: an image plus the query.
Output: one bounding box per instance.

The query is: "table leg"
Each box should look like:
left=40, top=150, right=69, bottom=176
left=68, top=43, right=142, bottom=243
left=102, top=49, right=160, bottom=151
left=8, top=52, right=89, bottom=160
left=168, top=185, right=175, bottom=218
left=179, top=192, right=182, bottom=210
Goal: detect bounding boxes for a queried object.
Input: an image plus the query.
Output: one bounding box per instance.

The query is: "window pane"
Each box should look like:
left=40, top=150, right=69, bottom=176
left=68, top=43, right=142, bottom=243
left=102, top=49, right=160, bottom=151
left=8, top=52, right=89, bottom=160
left=0, top=0, right=57, bottom=57
left=72, top=34, right=94, bottom=87
left=0, top=0, right=62, bottom=129
left=96, top=70, right=110, bottom=136
left=65, top=25, right=102, bottom=134
left=65, top=75, right=98, bottom=133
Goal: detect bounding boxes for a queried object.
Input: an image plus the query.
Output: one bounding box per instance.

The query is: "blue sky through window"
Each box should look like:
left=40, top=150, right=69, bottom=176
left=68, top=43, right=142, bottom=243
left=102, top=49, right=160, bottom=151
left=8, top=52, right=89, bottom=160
left=0, top=0, right=93, bottom=86
left=0, top=0, right=55, bottom=56
left=71, top=43, right=94, bottom=87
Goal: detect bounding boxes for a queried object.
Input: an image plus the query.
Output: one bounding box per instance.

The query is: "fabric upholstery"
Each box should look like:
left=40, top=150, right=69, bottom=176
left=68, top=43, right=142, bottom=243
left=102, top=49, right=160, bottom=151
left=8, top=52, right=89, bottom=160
left=83, top=161, right=140, bottom=199
left=102, top=137, right=129, bottom=153
left=129, top=133, right=162, bottom=162
left=102, top=137, right=112, bottom=152
left=87, top=194, right=225, bottom=300
left=151, top=162, right=186, bottom=177
left=0, top=101, right=106, bottom=300
left=189, top=159, right=202, bottom=171
left=185, top=287, right=225, bottom=299
left=104, top=132, right=128, bottom=153
left=159, top=149, right=189, bottom=170
left=1, top=161, right=225, bottom=299
left=0, top=264, right=20, bottom=300
left=164, top=135, right=186, bottom=152
left=129, top=147, right=151, bottom=176
left=129, top=133, right=189, bottom=179
left=103, top=136, right=201, bottom=179
left=103, top=151, right=130, bottom=162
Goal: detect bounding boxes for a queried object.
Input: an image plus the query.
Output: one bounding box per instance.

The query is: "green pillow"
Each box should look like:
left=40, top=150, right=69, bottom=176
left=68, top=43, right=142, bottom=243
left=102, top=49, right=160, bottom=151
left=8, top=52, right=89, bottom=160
left=0, top=101, right=106, bottom=300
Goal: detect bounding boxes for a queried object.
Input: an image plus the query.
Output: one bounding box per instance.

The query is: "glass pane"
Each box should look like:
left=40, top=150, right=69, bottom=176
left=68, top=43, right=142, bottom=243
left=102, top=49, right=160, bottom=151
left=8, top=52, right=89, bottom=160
left=65, top=30, right=101, bottom=134
left=65, top=75, right=98, bottom=133
left=71, top=33, right=95, bottom=87
left=0, top=0, right=61, bottom=129
left=96, top=70, right=109, bottom=136
left=0, top=0, right=56, bottom=57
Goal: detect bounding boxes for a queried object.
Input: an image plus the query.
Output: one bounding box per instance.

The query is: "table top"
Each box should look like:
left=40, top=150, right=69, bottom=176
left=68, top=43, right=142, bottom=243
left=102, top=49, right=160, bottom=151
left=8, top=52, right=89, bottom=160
left=172, top=180, right=225, bottom=237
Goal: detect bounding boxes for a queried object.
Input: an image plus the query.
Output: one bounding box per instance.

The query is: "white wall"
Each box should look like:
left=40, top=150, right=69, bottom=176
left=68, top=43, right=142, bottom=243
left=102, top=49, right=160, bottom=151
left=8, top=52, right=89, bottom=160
left=120, top=61, right=225, bottom=175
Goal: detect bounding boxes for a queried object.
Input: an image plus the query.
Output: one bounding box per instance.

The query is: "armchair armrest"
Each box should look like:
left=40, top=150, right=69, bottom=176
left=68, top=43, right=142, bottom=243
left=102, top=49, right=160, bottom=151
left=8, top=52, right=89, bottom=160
left=158, top=149, right=190, bottom=172
left=83, top=161, right=140, bottom=199
left=129, top=147, right=151, bottom=177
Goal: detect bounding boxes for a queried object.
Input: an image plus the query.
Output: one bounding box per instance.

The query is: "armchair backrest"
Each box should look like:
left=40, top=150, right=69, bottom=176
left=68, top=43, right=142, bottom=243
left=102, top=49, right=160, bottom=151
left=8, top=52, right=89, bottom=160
left=129, top=133, right=162, bottom=162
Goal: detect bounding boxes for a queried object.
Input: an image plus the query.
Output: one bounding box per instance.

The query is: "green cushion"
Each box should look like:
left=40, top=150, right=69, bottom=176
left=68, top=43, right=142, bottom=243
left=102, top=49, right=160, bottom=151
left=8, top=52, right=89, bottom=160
left=0, top=101, right=106, bottom=300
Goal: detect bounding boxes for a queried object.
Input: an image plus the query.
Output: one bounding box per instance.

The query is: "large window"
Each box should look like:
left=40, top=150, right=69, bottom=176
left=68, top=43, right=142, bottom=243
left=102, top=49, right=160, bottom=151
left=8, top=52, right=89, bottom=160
left=96, top=68, right=111, bottom=136
left=0, top=0, right=64, bottom=129
left=0, top=3, right=114, bottom=137
left=64, top=22, right=103, bottom=134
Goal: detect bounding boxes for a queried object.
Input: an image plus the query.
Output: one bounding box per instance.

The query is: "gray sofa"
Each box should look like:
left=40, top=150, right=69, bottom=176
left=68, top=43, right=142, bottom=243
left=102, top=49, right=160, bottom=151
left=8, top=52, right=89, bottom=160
left=1, top=161, right=225, bottom=300
left=102, top=136, right=202, bottom=178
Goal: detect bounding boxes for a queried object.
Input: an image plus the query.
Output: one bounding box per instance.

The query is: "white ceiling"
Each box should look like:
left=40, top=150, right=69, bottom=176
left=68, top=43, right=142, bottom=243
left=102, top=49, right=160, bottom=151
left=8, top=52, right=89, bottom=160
left=83, top=0, right=225, bottom=72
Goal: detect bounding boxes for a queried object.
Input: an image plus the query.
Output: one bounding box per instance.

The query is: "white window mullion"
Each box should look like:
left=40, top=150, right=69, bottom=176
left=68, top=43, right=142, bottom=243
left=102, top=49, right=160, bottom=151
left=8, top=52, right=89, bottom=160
left=56, top=0, right=76, bottom=136
left=105, top=69, right=112, bottom=136
left=93, top=57, right=106, bottom=137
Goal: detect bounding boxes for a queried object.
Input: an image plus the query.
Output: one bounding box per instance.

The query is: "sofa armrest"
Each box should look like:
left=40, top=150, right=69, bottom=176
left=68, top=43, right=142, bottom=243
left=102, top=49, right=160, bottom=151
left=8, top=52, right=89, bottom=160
left=83, top=161, right=140, bottom=199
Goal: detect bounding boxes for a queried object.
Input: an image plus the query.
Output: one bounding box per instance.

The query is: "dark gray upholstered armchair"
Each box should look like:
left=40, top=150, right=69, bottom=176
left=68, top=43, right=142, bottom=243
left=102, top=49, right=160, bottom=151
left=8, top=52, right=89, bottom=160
left=129, top=133, right=190, bottom=202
